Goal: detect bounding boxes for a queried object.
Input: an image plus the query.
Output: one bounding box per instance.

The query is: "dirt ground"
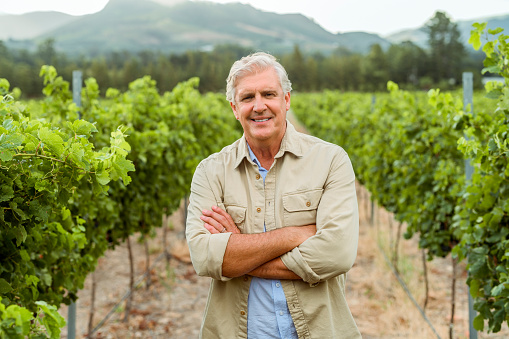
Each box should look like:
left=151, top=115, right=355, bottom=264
left=56, top=188, right=509, bottom=339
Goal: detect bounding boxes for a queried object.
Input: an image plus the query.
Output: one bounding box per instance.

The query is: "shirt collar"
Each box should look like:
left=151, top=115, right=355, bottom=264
left=234, top=119, right=303, bottom=169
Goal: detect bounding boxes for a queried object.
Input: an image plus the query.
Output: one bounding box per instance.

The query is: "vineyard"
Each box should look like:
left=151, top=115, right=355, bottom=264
left=0, top=23, right=508, bottom=338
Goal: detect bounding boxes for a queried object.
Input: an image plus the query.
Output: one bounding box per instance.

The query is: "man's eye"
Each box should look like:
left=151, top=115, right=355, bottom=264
left=242, top=96, right=253, bottom=101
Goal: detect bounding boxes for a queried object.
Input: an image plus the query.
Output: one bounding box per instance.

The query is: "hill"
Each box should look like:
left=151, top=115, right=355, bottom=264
left=0, top=0, right=389, bottom=55
left=2, top=0, right=507, bottom=56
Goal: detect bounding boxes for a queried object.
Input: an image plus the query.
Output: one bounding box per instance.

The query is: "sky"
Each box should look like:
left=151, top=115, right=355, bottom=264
left=1, top=0, right=508, bottom=36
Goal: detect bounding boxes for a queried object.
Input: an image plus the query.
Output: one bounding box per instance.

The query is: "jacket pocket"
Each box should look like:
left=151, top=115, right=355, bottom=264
left=224, top=204, right=247, bottom=231
left=282, top=188, right=323, bottom=227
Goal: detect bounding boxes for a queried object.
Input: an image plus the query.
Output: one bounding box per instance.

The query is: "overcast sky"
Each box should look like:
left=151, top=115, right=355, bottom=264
left=1, top=0, right=508, bottom=36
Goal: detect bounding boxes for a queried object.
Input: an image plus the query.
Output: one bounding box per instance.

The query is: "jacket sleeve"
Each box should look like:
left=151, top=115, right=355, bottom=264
left=185, top=160, right=233, bottom=281
left=280, top=149, right=359, bottom=285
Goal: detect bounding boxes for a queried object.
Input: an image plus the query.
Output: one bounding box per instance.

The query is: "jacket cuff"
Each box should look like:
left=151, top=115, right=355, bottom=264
left=208, top=232, right=234, bottom=281
left=281, top=247, right=321, bottom=286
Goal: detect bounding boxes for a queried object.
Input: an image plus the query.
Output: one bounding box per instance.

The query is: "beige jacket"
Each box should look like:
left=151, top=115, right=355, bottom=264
left=186, top=121, right=361, bottom=338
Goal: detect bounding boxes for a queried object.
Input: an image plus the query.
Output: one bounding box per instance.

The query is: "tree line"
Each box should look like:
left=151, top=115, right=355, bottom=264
left=0, top=11, right=485, bottom=97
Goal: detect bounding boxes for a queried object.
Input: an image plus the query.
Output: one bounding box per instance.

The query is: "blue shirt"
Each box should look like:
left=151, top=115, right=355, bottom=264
left=246, top=143, right=298, bottom=339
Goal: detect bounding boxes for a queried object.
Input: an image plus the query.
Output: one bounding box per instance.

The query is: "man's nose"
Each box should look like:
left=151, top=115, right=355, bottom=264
left=253, top=95, right=267, bottom=112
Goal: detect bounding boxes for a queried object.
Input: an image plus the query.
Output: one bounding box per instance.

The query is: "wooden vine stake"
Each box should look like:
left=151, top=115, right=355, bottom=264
left=124, top=234, right=134, bottom=323
left=388, top=214, right=394, bottom=255
left=421, top=249, right=429, bottom=313
left=162, top=212, right=171, bottom=266
left=145, top=239, right=151, bottom=290
left=87, top=270, right=97, bottom=338
left=393, top=222, right=403, bottom=273
left=450, top=256, right=458, bottom=339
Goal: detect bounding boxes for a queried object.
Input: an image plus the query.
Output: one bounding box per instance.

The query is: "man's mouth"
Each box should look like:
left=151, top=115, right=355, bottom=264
left=252, top=118, right=270, bottom=122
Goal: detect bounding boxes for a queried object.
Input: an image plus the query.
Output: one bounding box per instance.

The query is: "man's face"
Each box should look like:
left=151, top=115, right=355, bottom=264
left=230, top=67, right=290, bottom=148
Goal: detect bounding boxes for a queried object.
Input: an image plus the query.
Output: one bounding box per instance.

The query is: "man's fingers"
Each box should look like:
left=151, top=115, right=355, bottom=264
left=203, top=222, right=219, bottom=234
left=211, top=206, right=236, bottom=228
left=200, top=215, right=223, bottom=232
left=201, top=206, right=241, bottom=234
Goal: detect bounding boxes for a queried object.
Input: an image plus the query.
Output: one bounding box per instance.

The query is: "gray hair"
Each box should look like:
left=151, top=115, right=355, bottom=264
left=226, top=52, right=292, bottom=104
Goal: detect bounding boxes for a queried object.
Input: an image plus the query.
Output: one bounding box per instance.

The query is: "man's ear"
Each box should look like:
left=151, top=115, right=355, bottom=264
left=230, top=102, right=239, bottom=120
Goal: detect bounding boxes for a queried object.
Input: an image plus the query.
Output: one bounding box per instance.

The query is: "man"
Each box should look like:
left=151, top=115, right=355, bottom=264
left=186, top=52, right=360, bottom=338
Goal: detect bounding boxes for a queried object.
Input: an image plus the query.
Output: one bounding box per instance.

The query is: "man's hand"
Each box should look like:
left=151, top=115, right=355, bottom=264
left=200, top=206, right=241, bottom=234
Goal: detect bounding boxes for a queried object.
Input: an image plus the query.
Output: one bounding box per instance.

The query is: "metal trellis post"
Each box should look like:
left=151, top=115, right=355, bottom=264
left=67, top=70, right=82, bottom=339
left=462, top=71, right=477, bottom=339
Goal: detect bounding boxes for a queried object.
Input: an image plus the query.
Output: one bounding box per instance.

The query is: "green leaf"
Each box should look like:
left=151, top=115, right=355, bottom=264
left=0, top=133, right=23, bottom=150
left=0, top=278, right=13, bottom=293
left=69, top=142, right=85, bottom=164
left=0, top=149, right=15, bottom=161
left=71, top=120, right=98, bottom=137
left=38, top=127, right=64, bottom=158
left=19, top=249, right=30, bottom=262
left=0, top=183, right=14, bottom=202
left=488, top=139, right=499, bottom=152
left=35, top=301, right=66, bottom=338
left=95, top=169, right=110, bottom=186
left=468, top=30, right=482, bottom=50
left=470, top=279, right=482, bottom=298
left=473, top=314, right=485, bottom=331
left=4, top=304, right=33, bottom=336
left=491, top=283, right=506, bottom=296
left=488, top=27, right=504, bottom=35
left=25, top=274, right=40, bottom=287
left=111, top=157, right=135, bottom=185
left=14, top=226, right=27, bottom=246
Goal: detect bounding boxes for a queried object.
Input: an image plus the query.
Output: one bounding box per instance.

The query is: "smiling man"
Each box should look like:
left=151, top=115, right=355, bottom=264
left=186, top=52, right=361, bottom=338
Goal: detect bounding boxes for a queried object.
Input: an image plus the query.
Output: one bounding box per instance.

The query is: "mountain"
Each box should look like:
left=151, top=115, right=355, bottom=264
left=3, top=0, right=506, bottom=56
left=0, top=0, right=389, bottom=55
left=385, top=14, right=509, bottom=49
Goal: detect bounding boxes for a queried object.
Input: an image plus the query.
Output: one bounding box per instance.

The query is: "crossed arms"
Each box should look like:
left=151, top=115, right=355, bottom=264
left=200, top=205, right=316, bottom=279
left=185, top=150, right=359, bottom=284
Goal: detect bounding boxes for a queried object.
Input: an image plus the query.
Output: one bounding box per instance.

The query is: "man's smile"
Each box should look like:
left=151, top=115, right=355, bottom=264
left=251, top=117, right=271, bottom=123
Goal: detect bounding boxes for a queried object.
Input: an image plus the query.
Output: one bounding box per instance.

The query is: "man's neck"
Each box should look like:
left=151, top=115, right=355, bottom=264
left=247, top=138, right=283, bottom=170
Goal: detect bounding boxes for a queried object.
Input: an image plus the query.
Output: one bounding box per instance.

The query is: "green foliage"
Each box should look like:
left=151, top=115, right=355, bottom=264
left=0, top=78, right=134, bottom=336
left=452, top=25, right=509, bottom=333
left=0, top=300, right=65, bottom=339
left=293, top=85, right=465, bottom=259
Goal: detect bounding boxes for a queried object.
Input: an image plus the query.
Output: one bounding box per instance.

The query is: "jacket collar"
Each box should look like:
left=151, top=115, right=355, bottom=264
left=234, top=120, right=303, bottom=169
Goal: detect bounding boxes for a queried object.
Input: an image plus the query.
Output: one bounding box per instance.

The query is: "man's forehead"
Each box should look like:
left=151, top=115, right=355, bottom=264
left=235, top=69, right=282, bottom=93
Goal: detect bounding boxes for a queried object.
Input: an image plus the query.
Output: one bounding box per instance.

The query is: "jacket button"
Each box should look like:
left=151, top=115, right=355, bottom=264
left=257, top=207, right=261, bottom=213
left=240, top=311, right=246, bottom=315
left=256, top=174, right=261, bottom=180
left=244, top=276, right=249, bottom=281
left=306, top=201, right=311, bottom=207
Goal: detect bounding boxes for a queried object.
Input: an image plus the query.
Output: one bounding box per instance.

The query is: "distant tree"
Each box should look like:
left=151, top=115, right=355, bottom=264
left=11, top=63, right=39, bottom=97
left=282, top=45, right=306, bottom=91
left=37, top=38, right=58, bottom=67
left=122, top=57, right=143, bottom=89
left=361, top=44, right=390, bottom=91
left=0, top=41, right=14, bottom=83
left=425, top=11, right=466, bottom=85
left=89, top=57, right=111, bottom=93
left=387, top=41, right=428, bottom=87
